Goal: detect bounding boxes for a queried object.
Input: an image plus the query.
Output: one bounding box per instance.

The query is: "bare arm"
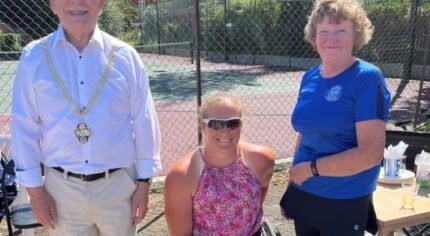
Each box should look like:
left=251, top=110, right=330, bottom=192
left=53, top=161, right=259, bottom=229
left=289, top=120, right=385, bottom=185
left=164, top=164, right=193, bottom=236
left=259, top=151, right=275, bottom=203
left=317, top=120, right=385, bottom=176
left=294, top=134, right=302, bottom=153
left=242, top=143, right=275, bottom=203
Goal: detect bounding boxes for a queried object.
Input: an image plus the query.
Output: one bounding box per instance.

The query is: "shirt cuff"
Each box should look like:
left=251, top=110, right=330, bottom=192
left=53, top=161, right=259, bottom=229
left=15, top=167, right=43, bottom=188
left=136, top=157, right=162, bottom=179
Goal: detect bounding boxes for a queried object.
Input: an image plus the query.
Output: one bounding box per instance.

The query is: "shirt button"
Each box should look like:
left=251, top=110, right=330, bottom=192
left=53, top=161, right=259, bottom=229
left=82, top=107, right=86, bottom=110
left=80, top=81, right=84, bottom=85
left=85, top=160, right=88, bottom=163
left=79, top=55, right=82, bottom=59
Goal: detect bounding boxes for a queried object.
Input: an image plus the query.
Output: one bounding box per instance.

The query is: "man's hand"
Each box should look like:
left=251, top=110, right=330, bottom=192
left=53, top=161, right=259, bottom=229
left=26, top=186, right=57, bottom=229
left=288, top=161, right=313, bottom=185
left=130, top=182, right=150, bottom=226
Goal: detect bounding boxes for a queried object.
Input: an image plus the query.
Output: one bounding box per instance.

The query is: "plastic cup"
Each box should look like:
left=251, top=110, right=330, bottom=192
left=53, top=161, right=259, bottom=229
left=400, top=182, right=420, bottom=211
left=384, top=159, right=405, bottom=177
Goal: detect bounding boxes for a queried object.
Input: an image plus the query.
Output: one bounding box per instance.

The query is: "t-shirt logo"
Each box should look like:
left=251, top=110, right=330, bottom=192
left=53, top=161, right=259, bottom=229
left=325, top=85, right=342, bottom=102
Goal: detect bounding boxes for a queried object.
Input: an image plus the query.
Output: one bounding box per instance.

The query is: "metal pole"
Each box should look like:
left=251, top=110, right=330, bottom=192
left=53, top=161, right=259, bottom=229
left=403, top=0, right=419, bottom=80
left=138, top=0, right=145, bottom=46
left=253, top=0, right=256, bottom=64
left=224, top=0, right=229, bottom=62
left=205, top=0, right=209, bottom=57
left=190, top=41, right=194, bottom=64
left=156, top=0, right=161, bottom=54
left=194, top=0, right=203, bottom=145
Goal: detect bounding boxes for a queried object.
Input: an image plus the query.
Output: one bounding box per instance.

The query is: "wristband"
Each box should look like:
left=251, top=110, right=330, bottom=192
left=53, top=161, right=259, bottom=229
left=310, top=160, right=319, bottom=177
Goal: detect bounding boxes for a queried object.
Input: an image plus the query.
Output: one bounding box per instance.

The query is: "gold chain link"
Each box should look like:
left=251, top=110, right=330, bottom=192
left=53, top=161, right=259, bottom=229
left=41, top=38, right=118, bottom=119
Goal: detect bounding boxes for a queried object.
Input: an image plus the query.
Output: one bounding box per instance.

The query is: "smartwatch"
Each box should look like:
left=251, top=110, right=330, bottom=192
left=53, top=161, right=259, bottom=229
left=310, top=160, right=320, bottom=177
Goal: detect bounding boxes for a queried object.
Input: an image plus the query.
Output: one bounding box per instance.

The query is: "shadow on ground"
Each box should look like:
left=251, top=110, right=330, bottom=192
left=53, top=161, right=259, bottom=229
left=150, top=70, right=259, bottom=101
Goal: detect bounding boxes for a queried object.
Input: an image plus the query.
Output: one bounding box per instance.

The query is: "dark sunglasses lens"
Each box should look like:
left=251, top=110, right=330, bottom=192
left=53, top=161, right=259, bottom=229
left=208, top=119, right=240, bottom=130
left=226, top=119, right=240, bottom=129
left=208, top=120, right=224, bottom=130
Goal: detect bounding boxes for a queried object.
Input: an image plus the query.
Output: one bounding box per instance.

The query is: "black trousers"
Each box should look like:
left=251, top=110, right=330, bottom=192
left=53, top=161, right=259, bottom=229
left=280, top=185, right=377, bottom=236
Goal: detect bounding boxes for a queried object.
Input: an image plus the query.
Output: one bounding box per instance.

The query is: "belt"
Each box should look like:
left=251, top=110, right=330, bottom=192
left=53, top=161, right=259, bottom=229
left=52, top=167, right=120, bottom=182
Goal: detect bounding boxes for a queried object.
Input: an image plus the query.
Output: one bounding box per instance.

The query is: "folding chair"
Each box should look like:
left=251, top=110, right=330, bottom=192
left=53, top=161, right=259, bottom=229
left=260, top=218, right=282, bottom=236
left=0, top=136, right=41, bottom=236
left=1, top=138, right=18, bottom=235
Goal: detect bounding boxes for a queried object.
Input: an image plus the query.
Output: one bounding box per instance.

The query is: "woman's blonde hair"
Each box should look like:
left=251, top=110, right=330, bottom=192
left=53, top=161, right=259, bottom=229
left=199, top=93, right=243, bottom=120
left=304, top=0, right=374, bottom=52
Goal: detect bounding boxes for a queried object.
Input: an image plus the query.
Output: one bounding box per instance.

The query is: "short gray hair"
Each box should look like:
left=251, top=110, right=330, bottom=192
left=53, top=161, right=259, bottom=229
left=304, top=0, right=374, bottom=52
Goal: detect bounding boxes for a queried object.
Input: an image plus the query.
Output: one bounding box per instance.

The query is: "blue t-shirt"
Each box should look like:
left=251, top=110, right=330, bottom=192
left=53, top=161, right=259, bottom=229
left=291, top=59, right=391, bottom=199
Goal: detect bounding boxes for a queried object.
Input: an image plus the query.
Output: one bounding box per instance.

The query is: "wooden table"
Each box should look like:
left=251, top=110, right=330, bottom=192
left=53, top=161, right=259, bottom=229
left=373, top=184, right=430, bottom=236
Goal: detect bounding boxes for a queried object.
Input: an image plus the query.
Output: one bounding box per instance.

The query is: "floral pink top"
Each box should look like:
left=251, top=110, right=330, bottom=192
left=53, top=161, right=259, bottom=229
left=192, top=148, right=263, bottom=235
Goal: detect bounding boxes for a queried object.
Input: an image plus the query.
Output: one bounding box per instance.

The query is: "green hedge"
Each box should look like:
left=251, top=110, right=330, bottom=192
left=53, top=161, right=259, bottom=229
left=141, top=0, right=430, bottom=64
left=0, top=32, right=21, bottom=51
left=0, top=33, right=21, bottom=60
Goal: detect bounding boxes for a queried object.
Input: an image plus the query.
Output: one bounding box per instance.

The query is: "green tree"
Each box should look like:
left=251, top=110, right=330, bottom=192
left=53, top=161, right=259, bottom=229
left=99, top=0, right=139, bottom=44
left=99, top=0, right=126, bottom=38
left=0, top=0, right=57, bottom=40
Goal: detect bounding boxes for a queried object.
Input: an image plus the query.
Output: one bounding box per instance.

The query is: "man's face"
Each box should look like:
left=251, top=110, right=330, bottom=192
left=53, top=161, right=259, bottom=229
left=49, top=0, right=104, bottom=35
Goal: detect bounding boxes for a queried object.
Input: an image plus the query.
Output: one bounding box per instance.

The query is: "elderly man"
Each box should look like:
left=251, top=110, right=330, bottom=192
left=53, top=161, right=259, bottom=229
left=11, top=0, right=161, bottom=235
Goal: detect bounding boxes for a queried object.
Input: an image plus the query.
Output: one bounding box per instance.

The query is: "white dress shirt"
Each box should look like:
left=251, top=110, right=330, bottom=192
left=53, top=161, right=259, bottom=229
left=12, top=25, right=161, bottom=187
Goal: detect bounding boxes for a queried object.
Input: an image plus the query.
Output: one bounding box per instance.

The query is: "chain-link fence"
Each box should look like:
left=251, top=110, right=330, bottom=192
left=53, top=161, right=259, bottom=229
left=1, top=0, right=430, bottom=175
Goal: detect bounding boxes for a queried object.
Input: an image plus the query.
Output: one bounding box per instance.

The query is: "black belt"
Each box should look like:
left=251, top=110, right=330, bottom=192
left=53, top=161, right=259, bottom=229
left=52, top=167, right=120, bottom=182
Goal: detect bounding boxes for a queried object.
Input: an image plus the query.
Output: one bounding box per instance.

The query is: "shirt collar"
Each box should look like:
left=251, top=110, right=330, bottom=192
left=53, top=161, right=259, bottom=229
left=51, top=24, right=104, bottom=50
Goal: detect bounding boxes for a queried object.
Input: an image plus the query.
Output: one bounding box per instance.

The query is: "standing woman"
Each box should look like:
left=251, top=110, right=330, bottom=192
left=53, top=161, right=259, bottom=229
left=280, top=0, right=391, bottom=235
left=165, top=93, right=275, bottom=235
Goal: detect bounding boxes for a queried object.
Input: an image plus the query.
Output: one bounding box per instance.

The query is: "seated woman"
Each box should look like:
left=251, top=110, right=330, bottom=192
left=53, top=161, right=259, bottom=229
left=164, top=93, right=275, bottom=235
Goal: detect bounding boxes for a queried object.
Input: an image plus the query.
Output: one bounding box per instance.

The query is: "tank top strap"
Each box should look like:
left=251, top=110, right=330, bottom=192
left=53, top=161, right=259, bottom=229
left=196, top=146, right=206, bottom=176
left=239, top=148, right=249, bottom=166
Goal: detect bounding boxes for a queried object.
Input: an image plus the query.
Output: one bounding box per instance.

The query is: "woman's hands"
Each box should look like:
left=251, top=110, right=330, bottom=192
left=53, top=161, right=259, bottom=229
left=288, top=161, right=313, bottom=186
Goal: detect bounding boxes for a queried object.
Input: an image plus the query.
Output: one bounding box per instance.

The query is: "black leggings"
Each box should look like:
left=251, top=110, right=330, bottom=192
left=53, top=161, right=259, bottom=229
left=280, top=185, right=377, bottom=236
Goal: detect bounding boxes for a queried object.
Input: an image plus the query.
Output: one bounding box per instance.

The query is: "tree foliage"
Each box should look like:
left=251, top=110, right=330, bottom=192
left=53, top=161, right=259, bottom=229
left=99, top=0, right=126, bottom=38
left=0, top=0, right=57, bottom=40
left=99, top=0, right=139, bottom=41
left=0, top=32, right=21, bottom=51
left=0, top=0, right=139, bottom=45
left=203, top=0, right=315, bottom=57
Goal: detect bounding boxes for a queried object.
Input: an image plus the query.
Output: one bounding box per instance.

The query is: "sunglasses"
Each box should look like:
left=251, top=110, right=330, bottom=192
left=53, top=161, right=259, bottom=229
left=202, top=117, right=241, bottom=130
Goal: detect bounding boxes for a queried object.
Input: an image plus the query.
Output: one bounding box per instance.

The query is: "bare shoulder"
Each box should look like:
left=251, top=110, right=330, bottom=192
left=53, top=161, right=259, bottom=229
left=240, top=142, right=275, bottom=167
left=165, top=149, right=199, bottom=190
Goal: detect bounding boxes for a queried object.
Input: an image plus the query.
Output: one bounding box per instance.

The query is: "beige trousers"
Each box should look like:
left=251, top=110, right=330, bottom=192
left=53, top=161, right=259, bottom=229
left=44, top=167, right=137, bottom=236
